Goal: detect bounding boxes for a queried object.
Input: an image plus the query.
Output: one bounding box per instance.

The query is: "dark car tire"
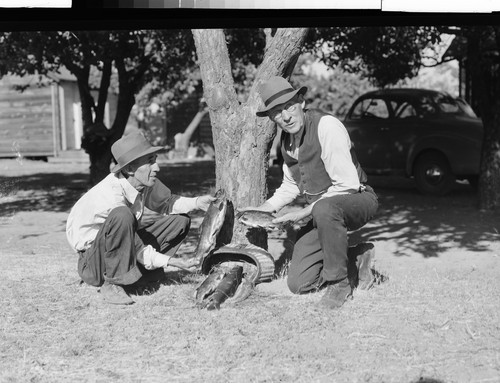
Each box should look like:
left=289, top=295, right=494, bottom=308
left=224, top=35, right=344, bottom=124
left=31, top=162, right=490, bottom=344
left=413, top=151, right=455, bottom=196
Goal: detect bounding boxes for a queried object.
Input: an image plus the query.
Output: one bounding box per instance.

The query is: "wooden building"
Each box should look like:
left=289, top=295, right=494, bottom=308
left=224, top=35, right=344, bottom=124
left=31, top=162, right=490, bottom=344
left=0, top=70, right=118, bottom=160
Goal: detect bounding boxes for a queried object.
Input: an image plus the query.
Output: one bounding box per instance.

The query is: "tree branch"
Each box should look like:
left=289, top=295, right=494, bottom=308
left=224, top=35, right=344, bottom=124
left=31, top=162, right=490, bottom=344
left=421, top=56, right=458, bottom=67
left=95, top=60, right=112, bottom=123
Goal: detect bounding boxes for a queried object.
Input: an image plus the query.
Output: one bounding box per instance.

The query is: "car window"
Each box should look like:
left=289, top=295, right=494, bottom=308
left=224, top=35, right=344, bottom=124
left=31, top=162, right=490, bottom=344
left=455, top=98, right=478, bottom=118
left=439, top=98, right=461, bottom=114
left=434, top=94, right=477, bottom=117
left=350, top=98, right=389, bottom=120
left=394, top=101, right=417, bottom=119
left=418, top=95, right=438, bottom=116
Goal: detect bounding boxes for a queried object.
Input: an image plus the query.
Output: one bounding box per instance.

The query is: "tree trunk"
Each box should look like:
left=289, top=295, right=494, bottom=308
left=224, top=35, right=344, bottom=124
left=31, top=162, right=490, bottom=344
left=82, top=57, right=146, bottom=185
left=95, top=60, right=112, bottom=122
left=70, top=65, right=110, bottom=186
left=192, top=28, right=309, bottom=247
left=468, top=27, right=500, bottom=210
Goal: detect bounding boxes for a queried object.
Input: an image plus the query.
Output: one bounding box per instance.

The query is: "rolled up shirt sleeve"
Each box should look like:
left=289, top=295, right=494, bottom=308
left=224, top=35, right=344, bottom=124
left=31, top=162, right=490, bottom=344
left=318, top=115, right=360, bottom=194
left=171, top=196, right=199, bottom=214
left=266, top=164, right=301, bottom=212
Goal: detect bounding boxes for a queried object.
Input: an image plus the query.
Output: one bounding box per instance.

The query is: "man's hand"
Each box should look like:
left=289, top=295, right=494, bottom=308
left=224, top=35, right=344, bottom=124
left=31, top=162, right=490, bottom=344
left=167, top=257, right=199, bottom=273
left=196, top=195, right=217, bottom=211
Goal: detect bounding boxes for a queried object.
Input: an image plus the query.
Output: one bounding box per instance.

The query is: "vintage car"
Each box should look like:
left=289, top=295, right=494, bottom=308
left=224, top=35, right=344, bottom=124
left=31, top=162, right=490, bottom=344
left=343, top=88, right=483, bottom=195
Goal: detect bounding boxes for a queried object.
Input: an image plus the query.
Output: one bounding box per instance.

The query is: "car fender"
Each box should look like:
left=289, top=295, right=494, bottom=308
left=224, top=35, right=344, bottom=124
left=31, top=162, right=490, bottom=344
left=406, top=134, right=481, bottom=176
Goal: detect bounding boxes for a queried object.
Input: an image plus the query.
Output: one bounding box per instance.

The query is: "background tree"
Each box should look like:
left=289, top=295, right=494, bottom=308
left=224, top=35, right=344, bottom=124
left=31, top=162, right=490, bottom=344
left=0, top=30, right=196, bottom=185
left=305, top=26, right=441, bottom=87
left=192, top=28, right=309, bottom=248
left=462, top=26, right=500, bottom=209
left=291, top=53, right=375, bottom=119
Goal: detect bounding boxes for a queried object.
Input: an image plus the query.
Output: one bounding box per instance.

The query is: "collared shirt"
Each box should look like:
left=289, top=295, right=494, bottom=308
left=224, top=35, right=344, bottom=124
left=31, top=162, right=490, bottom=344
left=66, top=172, right=198, bottom=252
left=267, top=114, right=361, bottom=212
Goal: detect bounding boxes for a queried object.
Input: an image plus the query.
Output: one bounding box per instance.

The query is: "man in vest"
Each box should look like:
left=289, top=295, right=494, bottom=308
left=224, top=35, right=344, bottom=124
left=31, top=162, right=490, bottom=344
left=67, top=131, right=215, bottom=305
left=249, top=76, right=379, bottom=309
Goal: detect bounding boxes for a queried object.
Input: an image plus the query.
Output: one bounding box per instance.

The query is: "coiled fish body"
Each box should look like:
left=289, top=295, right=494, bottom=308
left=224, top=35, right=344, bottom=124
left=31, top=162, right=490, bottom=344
left=196, top=266, right=243, bottom=310
left=194, top=189, right=227, bottom=264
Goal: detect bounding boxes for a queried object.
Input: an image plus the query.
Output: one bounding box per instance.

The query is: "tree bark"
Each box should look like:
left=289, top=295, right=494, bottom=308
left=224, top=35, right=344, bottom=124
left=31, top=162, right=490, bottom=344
left=468, top=27, right=500, bottom=210
left=192, top=28, right=309, bottom=247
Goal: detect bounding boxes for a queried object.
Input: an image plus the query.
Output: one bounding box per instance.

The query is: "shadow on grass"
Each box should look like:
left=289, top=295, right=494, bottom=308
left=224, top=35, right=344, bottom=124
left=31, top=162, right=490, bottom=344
left=0, top=172, right=90, bottom=215
left=351, top=175, right=500, bottom=258
left=1, top=161, right=498, bottom=260
left=125, top=267, right=198, bottom=296
left=410, top=378, right=445, bottom=383
left=0, top=161, right=216, bottom=216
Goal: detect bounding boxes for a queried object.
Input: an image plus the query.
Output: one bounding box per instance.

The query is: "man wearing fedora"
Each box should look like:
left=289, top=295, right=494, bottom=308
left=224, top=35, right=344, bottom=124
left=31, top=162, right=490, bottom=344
left=247, top=76, right=379, bottom=309
left=66, top=131, right=215, bottom=305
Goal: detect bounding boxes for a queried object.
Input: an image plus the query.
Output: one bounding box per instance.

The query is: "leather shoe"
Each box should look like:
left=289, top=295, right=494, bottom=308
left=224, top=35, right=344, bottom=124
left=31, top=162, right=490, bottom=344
left=100, top=282, right=134, bottom=305
left=318, top=278, right=353, bottom=309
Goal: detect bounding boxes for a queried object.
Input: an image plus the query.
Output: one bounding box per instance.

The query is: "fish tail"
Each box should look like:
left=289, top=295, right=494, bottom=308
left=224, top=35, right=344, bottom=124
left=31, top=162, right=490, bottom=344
left=226, top=278, right=254, bottom=305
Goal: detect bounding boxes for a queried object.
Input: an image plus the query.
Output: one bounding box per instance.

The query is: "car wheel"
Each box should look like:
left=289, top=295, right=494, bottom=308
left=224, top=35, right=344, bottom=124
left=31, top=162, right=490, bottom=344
left=413, top=152, right=455, bottom=195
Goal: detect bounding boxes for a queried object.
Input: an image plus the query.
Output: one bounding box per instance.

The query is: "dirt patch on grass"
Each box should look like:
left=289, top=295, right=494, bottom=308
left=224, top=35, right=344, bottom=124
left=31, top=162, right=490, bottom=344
left=1, top=158, right=499, bottom=382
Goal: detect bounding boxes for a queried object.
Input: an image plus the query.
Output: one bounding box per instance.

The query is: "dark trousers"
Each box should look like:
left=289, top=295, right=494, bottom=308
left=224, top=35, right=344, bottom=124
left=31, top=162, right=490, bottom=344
left=77, top=206, right=191, bottom=287
left=287, top=186, right=378, bottom=294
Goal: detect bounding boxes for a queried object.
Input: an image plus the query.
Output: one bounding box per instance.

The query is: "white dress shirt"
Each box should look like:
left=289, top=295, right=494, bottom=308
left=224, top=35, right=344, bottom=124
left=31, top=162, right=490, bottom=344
left=66, top=172, right=199, bottom=252
left=267, top=115, right=361, bottom=212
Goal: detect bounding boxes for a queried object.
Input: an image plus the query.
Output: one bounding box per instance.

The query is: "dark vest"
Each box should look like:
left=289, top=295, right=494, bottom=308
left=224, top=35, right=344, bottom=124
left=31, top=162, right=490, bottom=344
left=280, top=109, right=367, bottom=204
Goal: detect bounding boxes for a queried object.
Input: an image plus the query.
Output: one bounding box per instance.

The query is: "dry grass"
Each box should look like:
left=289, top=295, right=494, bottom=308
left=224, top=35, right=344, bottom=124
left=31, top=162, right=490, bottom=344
left=1, top=159, right=500, bottom=382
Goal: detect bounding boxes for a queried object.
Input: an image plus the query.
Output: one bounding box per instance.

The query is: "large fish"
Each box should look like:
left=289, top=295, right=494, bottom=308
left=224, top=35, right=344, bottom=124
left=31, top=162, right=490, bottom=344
left=196, top=266, right=243, bottom=310
left=236, top=210, right=283, bottom=230
left=194, top=267, right=226, bottom=303
left=194, top=189, right=227, bottom=265
left=237, top=209, right=312, bottom=231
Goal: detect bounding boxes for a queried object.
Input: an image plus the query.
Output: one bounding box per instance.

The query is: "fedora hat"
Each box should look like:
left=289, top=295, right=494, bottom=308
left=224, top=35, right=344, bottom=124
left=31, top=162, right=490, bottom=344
left=256, top=76, right=307, bottom=117
left=111, top=131, right=164, bottom=173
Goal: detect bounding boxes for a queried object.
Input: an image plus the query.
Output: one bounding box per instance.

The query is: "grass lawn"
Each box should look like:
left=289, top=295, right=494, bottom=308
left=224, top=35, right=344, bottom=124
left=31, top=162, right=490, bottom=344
left=1, top=158, right=499, bottom=383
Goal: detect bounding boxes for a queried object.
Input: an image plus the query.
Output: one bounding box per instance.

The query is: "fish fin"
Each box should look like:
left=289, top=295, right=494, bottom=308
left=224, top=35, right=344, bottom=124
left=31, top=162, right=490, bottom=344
left=217, top=201, right=226, bottom=212
left=199, top=284, right=217, bottom=301
left=206, top=302, right=220, bottom=311
left=235, top=210, right=244, bottom=219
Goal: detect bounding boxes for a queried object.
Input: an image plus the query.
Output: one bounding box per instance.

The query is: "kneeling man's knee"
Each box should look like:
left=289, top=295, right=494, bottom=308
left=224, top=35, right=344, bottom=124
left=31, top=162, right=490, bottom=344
left=312, top=199, right=343, bottom=222
left=287, top=276, right=300, bottom=294
left=287, top=275, right=315, bottom=295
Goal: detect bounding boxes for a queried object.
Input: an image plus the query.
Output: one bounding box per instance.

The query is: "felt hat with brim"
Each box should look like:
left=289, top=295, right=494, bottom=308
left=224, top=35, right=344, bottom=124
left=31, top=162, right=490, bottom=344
left=256, top=76, right=307, bottom=117
left=111, top=131, right=164, bottom=173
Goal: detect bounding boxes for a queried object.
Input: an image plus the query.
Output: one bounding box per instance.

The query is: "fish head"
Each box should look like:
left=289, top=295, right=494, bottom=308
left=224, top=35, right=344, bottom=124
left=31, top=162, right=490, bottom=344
left=214, top=189, right=226, bottom=200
